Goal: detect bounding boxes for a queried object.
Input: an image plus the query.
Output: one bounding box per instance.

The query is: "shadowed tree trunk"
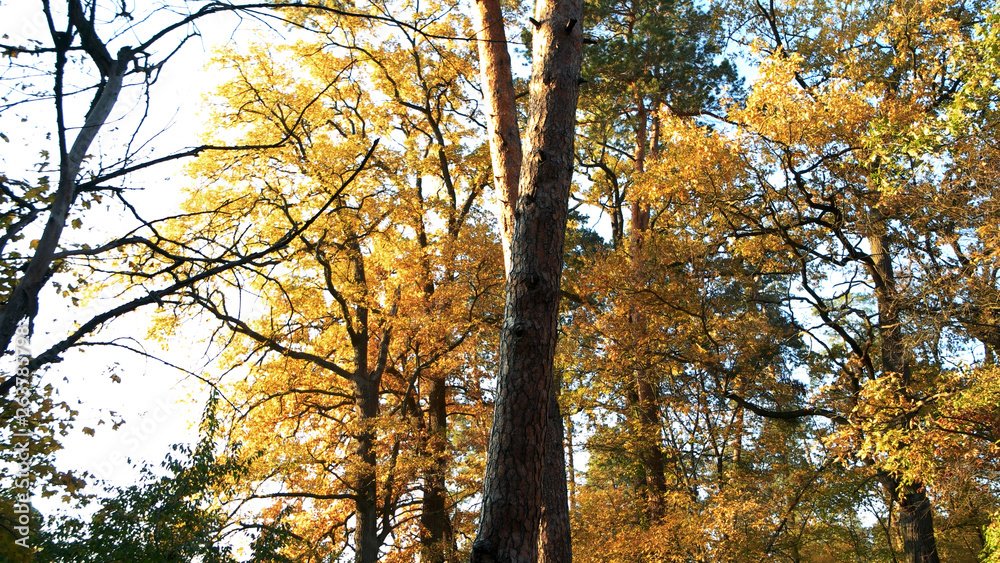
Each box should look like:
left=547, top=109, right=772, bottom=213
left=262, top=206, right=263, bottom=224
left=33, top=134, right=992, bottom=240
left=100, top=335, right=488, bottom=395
left=628, top=95, right=667, bottom=522
left=868, top=212, right=940, bottom=563
left=412, top=177, right=459, bottom=562
left=470, top=0, right=583, bottom=559
left=345, top=244, right=384, bottom=563
left=867, top=210, right=939, bottom=563
left=539, top=373, right=572, bottom=563
left=420, top=371, right=457, bottom=562
left=354, top=375, right=380, bottom=563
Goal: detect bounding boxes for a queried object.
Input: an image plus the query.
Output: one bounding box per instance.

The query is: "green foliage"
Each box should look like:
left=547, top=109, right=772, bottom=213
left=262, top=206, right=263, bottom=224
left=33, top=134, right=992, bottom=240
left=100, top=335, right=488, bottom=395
left=584, top=0, right=742, bottom=113
left=985, top=512, right=1000, bottom=563
left=34, top=393, right=294, bottom=563
left=1, top=368, right=83, bottom=503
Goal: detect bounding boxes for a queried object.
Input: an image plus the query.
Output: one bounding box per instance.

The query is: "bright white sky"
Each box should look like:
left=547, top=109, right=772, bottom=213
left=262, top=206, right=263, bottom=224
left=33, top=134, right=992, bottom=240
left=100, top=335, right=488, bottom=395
left=1, top=1, right=275, bottom=518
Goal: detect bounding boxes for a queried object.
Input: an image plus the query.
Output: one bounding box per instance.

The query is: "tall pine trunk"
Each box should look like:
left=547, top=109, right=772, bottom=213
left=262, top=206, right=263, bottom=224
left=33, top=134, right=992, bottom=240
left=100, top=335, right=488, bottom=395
left=470, top=0, right=583, bottom=559
left=628, top=96, right=666, bottom=522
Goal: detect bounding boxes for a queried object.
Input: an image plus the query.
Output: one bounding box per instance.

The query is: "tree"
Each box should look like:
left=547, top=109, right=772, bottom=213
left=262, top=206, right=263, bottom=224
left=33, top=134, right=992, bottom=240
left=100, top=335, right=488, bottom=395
left=561, top=194, right=855, bottom=561
left=7, top=0, right=1000, bottom=561
left=0, top=0, right=280, bottom=386
left=0, top=0, right=419, bottom=391
left=113, top=6, right=508, bottom=561
left=35, top=393, right=296, bottom=562
left=0, top=3, right=395, bottom=554
left=638, top=0, right=1000, bottom=560
left=574, top=0, right=740, bottom=521
left=469, top=0, right=583, bottom=560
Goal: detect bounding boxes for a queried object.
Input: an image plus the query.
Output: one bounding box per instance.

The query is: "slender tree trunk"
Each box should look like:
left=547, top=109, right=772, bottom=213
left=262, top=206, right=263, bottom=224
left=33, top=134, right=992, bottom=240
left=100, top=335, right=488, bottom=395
left=470, top=0, right=583, bottom=558
left=539, top=372, right=572, bottom=563
left=345, top=245, right=383, bottom=563
left=473, top=0, right=522, bottom=275
left=628, top=95, right=666, bottom=522
left=565, top=403, right=576, bottom=506
left=0, top=3, right=128, bottom=385
left=634, top=377, right=666, bottom=520
left=413, top=183, right=458, bottom=562
left=421, top=372, right=457, bottom=562
left=868, top=211, right=939, bottom=563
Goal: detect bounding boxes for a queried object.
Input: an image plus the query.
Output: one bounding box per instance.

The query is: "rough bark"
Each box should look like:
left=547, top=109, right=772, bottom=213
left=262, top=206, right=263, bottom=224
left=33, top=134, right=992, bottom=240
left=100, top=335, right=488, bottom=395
left=538, top=375, right=572, bottom=563
left=421, top=372, right=457, bottom=563
left=898, top=483, right=940, bottom=563
left=473, top=0, right=522, bottom=275
left=876, top=472, right=940, bottom=563
left=470, top=0, right=583, bottom=559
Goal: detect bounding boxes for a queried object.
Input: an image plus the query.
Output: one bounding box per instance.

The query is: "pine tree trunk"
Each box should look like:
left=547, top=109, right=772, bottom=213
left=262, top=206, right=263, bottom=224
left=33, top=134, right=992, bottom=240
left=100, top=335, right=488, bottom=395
left=538, top=373, right=572, bottom=563
left=470, top=0, right=583, bottom=558
left=473, top=0, right=522, bottom=275
left=628, top=96, right=666, bottom=522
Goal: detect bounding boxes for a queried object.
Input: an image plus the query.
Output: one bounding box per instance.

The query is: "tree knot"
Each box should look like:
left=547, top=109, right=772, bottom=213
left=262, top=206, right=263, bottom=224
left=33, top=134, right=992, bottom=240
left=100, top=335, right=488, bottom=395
left=471, top=540, right=496, bottom=563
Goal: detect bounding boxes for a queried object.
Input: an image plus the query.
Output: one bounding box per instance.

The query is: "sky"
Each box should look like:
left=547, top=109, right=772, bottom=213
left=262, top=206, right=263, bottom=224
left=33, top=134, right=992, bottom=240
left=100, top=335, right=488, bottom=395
left=2, top=0, right=541, bottom=520
left=0, top=0, right=752, bottom=526
left=1, top=0, right=272, bottom=516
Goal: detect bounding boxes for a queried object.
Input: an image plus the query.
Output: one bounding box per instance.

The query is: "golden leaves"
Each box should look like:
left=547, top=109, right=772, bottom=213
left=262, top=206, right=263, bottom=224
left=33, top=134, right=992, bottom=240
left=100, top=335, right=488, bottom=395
left=122, top=5, right=505, bottom=559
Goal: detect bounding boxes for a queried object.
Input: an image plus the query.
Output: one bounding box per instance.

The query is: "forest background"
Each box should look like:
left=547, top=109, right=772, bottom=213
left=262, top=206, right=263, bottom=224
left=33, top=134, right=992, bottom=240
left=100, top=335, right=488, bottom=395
left=2, top=0, right=1000, bottom=562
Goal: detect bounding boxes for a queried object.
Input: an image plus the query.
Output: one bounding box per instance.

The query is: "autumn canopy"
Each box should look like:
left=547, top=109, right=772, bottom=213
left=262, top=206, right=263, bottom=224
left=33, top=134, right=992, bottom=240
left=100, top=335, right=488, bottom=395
left=2, top=0, right=1000, bottom=562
